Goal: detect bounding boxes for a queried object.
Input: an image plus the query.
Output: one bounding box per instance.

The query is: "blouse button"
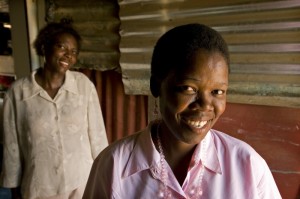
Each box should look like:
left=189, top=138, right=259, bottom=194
left=150, top=167, right=159, bottom=179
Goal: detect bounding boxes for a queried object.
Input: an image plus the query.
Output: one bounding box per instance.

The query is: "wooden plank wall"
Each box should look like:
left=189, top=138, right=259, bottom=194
left=119, top=0, right=300, bottom=108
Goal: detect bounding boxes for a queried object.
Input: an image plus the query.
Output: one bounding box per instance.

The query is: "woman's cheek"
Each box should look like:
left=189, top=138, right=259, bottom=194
left=215, top=99, right=226, bottom=117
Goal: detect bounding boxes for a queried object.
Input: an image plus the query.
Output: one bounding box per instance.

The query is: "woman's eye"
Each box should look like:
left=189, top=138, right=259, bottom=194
left=56, top=44, right=65, bottom=49
left=177, top=86, right=197, bottom=94
left=212, top=90, right=225, bottom=95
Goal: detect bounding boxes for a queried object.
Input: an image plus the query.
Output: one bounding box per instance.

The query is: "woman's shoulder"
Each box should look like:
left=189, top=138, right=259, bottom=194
left=96, top=130, right=146, bottom=161
left=209, top=129, right=280, bottom=197
left=68, top=70, right=91, bottom=82
left=90, top=129, right=148, bottom=177
left=209, top=129, right=263, bottom=161
left=4, top=74, right=32, bottom=98
left=209, top=129, right=271, bottom=181
left=67, top=70, right=96, bottom=92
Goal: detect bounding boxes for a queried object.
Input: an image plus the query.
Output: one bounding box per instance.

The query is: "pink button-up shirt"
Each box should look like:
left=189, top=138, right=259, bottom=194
left=84, top=122, right=281, bottom=199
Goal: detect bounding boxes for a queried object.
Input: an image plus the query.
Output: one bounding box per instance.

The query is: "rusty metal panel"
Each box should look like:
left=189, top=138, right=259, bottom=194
left=119, top=0, right=300, bottom=108
left=46, top=0, right=120, bottom=71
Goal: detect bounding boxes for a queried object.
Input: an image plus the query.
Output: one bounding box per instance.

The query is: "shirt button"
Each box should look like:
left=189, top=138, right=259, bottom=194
left=55, top=116, right=58, bottom=120
left=150, top=167, right=159, bottom=179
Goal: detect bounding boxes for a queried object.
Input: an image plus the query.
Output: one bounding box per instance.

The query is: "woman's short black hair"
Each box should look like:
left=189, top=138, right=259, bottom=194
left=34, top=18, right=81, bottom=56
left=151, top=23, right=229, bottom=81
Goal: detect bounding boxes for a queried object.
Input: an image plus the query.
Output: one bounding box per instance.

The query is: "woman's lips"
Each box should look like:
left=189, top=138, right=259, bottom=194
left=59, top=61, right=69, bottom=67
left=186, top=119, right=208, bottom=128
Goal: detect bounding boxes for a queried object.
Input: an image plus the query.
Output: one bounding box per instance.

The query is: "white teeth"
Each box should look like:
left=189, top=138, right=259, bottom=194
left=60, top=61, right=69, bottom=66
left=187, top=120, right=207, bottom=128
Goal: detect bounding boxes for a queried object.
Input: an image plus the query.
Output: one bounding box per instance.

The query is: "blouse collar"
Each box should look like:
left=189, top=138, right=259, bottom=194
left=123, top=122, right=222, bottom=179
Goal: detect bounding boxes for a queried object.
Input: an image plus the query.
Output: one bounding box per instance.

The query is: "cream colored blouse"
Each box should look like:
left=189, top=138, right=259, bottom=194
left=0, top=70, right=108, bottom=199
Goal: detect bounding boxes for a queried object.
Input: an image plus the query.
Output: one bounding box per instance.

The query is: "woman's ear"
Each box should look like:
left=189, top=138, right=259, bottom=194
left=150, top=75, right=160, bottom=98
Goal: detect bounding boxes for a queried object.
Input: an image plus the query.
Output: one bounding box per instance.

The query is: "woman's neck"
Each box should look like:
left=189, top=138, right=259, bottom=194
left=155, top=122, right=197, bottom=185
left=35, top=67, right=65, bottom=98
left=38, top=67, right=65, bottom=87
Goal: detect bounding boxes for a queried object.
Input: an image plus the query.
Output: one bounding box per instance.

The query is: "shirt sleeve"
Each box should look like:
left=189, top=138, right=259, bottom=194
left=257, top=160, right=282, bottom=199
left=0, top=93, right=22, bottom=187
left=87, top=84, right=108, bottom=159
left=83, top=150, right=117, bottom=199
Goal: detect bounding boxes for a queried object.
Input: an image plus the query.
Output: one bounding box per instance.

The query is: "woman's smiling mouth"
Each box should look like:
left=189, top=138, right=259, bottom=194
left=59, top=61, right=69, bottom=66
left=186, top=119, right=208, bottom=128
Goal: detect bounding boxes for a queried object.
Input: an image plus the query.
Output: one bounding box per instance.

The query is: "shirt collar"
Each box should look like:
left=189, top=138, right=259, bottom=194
left=123, top=122, right=160, bottom=178
left=22, top=69, right=78, bottom=101
left=62, top=70, right=79, bottom=94
left=202, top=131, right=222, bottom=174
left=122, top=124, right=222, bottom=178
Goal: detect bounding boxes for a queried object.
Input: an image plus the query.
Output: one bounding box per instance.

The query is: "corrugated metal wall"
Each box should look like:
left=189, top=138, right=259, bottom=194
left=0, top=0, right=8, bottom=13
left=47, top=0, right=120, bottom=71
left=46, top=0, right=300, bottom=107
left=119, top=0, right=300, bottom=108
left=45, top=0, right=148, bottom=145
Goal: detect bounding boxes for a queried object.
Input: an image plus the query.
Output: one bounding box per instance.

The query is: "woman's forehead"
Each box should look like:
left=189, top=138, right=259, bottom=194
left=172, top=50, right=228, bottom=72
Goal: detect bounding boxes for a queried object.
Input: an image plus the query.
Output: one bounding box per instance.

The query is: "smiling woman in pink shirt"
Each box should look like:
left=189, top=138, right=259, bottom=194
left=83, top=23, right=281, bottom=199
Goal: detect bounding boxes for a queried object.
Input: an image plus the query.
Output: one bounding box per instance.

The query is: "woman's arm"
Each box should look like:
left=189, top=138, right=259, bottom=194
left=1, top=93, right=22, bottom=189
left=87, top=84, right=108, bottom=159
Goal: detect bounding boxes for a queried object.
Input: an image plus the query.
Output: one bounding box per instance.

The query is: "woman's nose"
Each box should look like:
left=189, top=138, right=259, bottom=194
left=194, top=92, right=213, bottom=110
left=64, top=50, right=71, bottom=57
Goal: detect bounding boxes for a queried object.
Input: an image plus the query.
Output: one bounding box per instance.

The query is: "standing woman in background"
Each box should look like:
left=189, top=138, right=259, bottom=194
left=0, top=18, right=108, bottom=199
